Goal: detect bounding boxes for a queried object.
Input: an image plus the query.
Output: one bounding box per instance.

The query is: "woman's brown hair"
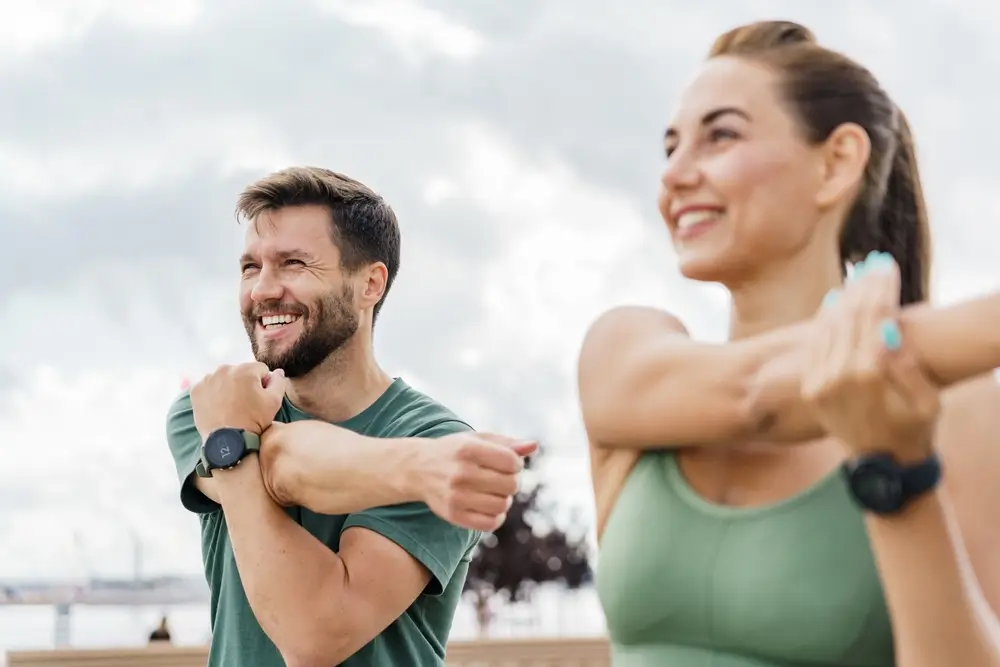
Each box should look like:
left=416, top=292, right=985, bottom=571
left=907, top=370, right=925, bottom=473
left=710, top=21, right=931, bottom=304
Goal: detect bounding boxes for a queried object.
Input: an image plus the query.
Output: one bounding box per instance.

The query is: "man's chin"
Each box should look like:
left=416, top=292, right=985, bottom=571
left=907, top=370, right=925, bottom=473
left=253, top=340, right=297, bottom=369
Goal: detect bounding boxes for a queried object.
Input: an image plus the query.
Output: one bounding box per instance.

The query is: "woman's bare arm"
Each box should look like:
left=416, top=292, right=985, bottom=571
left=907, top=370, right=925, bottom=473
left=579, top=293, right=1000, bottom=450
left=578, top=306, right=804, bottom=448
left=862, top=375, right=1000, bottom=667
left=750, top=292, right=1000, bottom=442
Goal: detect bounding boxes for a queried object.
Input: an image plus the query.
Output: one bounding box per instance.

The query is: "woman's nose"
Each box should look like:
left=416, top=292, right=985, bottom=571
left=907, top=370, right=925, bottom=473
left=661, top=146, right=702, bottom=192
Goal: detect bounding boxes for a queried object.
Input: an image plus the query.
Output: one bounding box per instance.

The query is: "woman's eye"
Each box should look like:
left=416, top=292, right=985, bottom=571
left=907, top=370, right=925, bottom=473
left=709, top=127, right=739, bottom=142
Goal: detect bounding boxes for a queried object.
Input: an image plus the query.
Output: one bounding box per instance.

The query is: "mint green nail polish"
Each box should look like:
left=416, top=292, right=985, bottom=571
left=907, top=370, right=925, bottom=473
left=822, top=289, right=840, bottom=309
left=880, top=319, right=902, bottom=351
left=873, top=251, right=891, bottom=267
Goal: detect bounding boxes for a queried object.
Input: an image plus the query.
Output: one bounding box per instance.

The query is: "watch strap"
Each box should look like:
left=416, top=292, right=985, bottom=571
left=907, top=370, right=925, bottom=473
left=901, top=450, right=941, bottom=497
left=195, top=457, right=211, bottom=478
left=243, top=430, right=261, bottom=453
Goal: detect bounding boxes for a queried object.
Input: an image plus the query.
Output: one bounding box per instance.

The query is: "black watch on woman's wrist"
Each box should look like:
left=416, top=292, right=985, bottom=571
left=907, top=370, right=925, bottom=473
left=842, top=451, right=941, bottom=515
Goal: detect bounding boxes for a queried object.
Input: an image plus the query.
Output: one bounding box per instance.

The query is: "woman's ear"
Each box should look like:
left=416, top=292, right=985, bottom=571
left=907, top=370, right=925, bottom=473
left=815, top=122, right=871, bottom=210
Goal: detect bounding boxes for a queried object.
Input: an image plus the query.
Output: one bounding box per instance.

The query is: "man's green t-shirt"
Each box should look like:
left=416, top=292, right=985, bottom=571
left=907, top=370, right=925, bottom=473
left=165, top=378, right=480, bottom=667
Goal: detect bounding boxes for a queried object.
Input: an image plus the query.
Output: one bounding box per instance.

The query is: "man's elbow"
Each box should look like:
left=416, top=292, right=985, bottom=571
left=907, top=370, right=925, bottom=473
left=278, top=628, right=354, bottom=667
left=280, top=648, right=343, bottom=667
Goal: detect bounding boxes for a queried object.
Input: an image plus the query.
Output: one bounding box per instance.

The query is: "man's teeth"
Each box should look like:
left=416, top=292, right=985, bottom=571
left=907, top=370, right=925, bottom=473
left=677, top=210, right=722, bottom=230
left=261, top=314, right=300, bottom=329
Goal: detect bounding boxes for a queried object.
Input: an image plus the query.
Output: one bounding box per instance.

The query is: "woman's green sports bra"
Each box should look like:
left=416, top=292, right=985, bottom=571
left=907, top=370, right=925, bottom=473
left=596, top=451, right=894, bottom=667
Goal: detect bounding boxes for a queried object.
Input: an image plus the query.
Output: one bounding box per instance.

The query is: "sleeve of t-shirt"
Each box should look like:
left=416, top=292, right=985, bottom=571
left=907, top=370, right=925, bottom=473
left=165, top=392, right=220, bottom=515
left=340, top=419, right=482, bottom=596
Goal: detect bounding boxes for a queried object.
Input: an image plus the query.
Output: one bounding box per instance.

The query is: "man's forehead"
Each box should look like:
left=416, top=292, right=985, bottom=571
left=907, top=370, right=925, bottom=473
left=244, top=208, right=333, bottom=244
left=241, top=220, right=338, bottom=260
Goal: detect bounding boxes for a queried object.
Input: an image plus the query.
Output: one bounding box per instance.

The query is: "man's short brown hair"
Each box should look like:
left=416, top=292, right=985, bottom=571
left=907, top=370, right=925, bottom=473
left=235, top=166, right=401, bottom=323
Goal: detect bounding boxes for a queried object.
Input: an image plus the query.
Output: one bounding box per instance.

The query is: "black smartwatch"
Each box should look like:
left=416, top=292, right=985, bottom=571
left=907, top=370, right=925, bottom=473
left=842, top=451, right=941, bottom=515
left=197, top=428, right=261, bottom=478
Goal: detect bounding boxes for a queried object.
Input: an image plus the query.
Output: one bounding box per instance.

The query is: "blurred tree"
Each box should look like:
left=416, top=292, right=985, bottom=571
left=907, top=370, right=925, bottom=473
left=462, top=453, right=593, bottom=635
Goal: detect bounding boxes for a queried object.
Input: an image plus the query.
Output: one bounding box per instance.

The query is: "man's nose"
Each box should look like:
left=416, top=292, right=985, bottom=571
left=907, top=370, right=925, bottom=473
left=250, top=267, right=283, bottom=302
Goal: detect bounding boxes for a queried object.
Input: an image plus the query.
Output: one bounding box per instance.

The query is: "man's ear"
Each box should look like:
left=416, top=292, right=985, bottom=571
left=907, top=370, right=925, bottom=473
left=359, top=262, right=388, bottom=310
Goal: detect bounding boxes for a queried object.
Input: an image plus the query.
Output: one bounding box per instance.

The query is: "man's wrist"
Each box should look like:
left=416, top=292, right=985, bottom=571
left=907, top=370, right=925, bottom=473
left=212, top=452, right=262, bottom=495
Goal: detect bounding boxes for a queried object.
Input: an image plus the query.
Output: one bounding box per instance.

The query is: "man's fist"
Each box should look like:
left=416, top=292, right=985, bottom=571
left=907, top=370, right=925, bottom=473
left=190, top=362, right=288, bottom=440
left=416, top=433, right=538, bottom=532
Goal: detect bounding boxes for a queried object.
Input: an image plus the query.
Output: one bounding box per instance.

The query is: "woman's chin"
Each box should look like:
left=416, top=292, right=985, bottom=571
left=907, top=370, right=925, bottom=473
left=677, top=254, right=727, bottom=283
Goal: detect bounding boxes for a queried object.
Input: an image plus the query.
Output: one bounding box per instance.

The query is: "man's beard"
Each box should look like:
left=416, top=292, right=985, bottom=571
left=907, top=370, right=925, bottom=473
left=243, top=286, right=359, bottom=378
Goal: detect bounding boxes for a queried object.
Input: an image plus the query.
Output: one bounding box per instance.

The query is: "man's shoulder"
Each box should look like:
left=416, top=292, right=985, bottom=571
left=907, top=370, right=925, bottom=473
left=167, top=391, right=193, bottom=421
left=377, top=381, right=472, bottom=438
left=165, top=391, right=197, bottom=448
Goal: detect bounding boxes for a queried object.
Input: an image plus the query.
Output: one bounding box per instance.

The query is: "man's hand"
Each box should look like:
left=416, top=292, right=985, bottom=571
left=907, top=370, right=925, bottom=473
left=414, top=432, right=538, bottom=532
left=190, top=362, right=288, bottom=441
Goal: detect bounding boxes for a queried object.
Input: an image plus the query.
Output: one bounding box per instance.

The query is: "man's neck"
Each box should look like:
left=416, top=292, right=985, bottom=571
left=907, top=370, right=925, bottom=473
left=284, top=340, right=394, bottom=423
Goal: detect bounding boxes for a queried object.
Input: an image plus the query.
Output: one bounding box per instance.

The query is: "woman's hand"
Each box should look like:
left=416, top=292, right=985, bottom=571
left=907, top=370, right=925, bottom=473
left=801, top=252, right=941, bottom=463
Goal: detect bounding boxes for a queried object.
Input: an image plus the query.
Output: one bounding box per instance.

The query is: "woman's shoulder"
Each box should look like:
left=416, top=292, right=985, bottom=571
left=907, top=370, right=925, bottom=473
left=582, top=306, right=690, bottom=357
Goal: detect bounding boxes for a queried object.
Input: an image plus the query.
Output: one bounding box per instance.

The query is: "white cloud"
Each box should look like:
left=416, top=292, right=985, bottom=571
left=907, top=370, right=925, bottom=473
left=315, top=0, right=485, bottom=63
left=0, top=0, right=203, bottom=63
left=0, top=114, right=292, bottom=201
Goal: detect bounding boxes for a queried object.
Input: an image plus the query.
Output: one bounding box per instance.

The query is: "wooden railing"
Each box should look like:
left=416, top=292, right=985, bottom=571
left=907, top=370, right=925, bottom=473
left=5, top=637, right=611, bottom=667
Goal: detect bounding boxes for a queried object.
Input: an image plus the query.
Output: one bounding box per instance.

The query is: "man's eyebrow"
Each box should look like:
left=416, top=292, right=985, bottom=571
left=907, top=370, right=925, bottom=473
left=273, top=249, right=313, bottom=261
left=239, top=249, right=313, bottom=266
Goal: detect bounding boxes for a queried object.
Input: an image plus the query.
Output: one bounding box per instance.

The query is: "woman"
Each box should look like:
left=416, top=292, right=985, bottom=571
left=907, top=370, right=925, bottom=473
left=578, top=21, right=1000, bottom=667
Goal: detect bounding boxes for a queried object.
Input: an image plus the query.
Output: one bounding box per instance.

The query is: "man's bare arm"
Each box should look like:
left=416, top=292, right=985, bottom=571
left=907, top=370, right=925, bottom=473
left=189, top=422, right=420, bottom=511
left=191, top=474, right=220, bottom=504
left=260, top=420, right=532, bottom=532
left=210, top=455, right=431, bottom=667
left=191, top=418, right=530, bottom=533
left=257, top=421, right=420, bottom=513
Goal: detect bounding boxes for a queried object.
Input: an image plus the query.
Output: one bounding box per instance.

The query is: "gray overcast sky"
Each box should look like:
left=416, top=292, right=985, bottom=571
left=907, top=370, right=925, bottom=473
left=1, top=0, right=997, bottom=580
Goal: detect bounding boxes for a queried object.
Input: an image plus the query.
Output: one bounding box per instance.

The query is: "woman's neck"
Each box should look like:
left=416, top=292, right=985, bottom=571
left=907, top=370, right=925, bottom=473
left=727, top=250, right=844, bottom=340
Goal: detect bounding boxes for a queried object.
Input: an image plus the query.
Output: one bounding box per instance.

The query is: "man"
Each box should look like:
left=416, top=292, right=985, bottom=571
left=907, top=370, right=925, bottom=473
left=166, top=167, right=535, bottom=667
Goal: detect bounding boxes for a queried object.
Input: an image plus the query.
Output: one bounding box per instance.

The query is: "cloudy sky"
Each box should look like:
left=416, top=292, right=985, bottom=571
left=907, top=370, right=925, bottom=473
left=1, top=0, right=997, bottom=581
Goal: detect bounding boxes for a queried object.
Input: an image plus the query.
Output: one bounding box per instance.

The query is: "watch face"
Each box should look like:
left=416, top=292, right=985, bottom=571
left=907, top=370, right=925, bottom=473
left=204, top=429, right=247, bottom=470
left=848, top=457, right=904, bottom=514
